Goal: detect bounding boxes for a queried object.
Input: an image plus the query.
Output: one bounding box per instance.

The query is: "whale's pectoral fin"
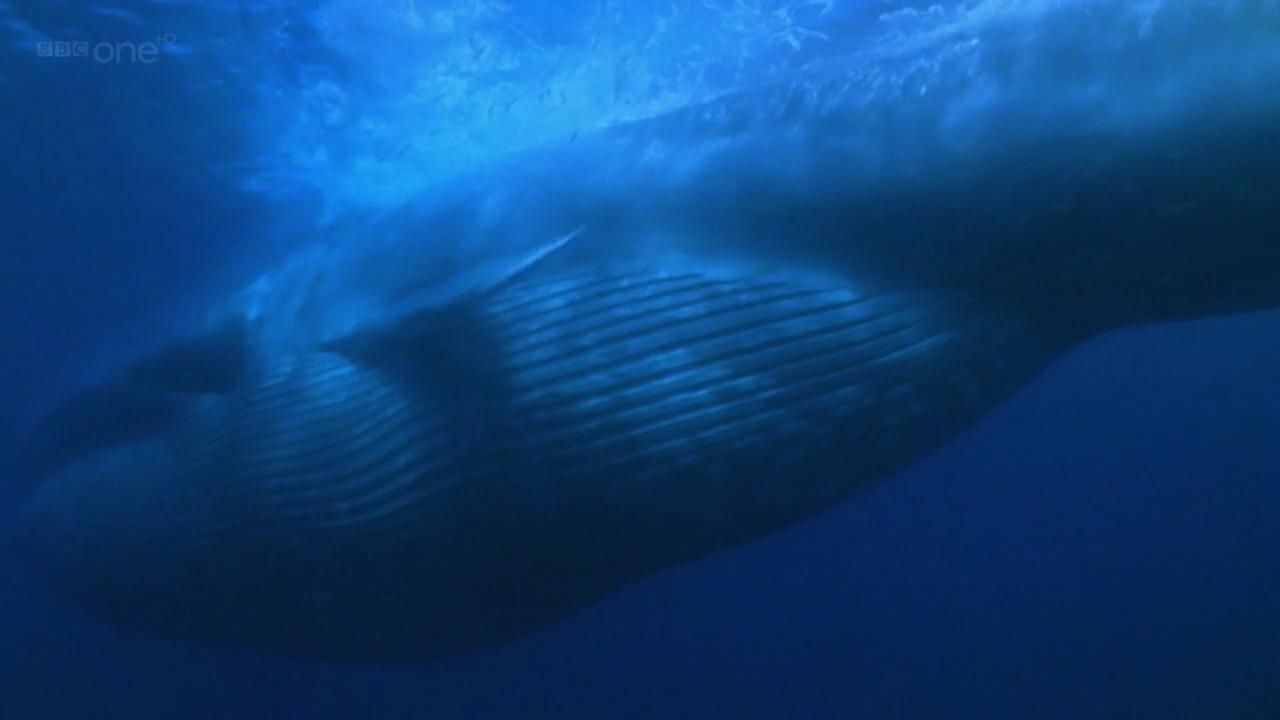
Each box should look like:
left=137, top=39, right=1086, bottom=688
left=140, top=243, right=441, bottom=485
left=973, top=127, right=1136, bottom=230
left=124, top=316, right=250, bottom=394
left=459, top=226, right=583, bottom=300
left=22, top=318, right=250, bottom=482
left=326, top=227, right=582, bottom=365
left=23, top=380, right=185, bottom=478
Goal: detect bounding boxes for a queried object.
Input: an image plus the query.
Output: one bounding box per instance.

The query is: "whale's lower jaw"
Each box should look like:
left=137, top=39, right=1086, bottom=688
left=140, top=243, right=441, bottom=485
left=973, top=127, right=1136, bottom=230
left=20, top=268, right=1064, bottom=660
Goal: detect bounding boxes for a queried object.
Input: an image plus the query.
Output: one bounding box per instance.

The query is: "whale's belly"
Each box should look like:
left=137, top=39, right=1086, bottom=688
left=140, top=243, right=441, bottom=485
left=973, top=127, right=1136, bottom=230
left=21, top=268, right=1060, bottom=659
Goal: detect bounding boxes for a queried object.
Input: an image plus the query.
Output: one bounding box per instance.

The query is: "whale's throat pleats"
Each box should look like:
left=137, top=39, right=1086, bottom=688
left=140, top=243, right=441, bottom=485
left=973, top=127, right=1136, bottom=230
left=23, top=267, right=1066, bottom=659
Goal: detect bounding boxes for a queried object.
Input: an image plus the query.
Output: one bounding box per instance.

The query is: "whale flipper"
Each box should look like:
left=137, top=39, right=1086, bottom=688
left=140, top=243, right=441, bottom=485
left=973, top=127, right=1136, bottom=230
left=124, top=316, right=249, bottom=394
left=326, top=228, right=582, bottom=364
left=20, top=231, right=578, bottom=484
left=22, top=380, right=185, bottom=480
left=21, top=318, right=249, bottom=481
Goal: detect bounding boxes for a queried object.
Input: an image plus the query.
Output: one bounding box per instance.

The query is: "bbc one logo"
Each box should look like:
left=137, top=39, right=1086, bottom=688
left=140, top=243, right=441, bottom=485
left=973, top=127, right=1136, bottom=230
left=36, top=34, right=177, bottom=64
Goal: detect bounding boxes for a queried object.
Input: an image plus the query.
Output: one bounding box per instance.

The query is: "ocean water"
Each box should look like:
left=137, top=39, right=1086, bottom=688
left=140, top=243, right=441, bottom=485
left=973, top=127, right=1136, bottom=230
left=2, top=1, right=1279, bottom=718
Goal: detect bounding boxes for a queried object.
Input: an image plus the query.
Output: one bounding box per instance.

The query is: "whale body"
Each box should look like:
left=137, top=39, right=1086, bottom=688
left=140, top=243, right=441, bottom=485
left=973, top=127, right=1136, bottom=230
left=14, top=1, right=1280, bottom=660
left=23, top=263, right=1065, bottom=659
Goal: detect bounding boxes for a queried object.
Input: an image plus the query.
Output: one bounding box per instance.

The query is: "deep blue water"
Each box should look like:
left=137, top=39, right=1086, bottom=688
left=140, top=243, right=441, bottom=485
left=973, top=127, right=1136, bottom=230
left=3, top=1, right=1279, bottom=718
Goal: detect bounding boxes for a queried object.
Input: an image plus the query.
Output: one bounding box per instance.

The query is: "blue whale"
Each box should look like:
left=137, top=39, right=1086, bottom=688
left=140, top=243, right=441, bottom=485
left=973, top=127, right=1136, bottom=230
left=15, top=2, right=1280, bottom=660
